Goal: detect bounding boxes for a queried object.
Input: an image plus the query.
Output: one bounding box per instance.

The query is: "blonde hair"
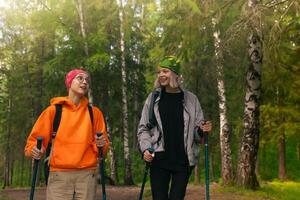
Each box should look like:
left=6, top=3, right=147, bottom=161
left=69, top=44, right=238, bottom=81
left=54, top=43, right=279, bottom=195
left=154, top=72, right=183, bottom=89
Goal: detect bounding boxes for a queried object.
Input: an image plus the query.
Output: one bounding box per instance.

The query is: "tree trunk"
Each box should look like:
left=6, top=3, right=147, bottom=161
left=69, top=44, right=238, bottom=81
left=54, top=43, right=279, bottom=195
left=278, top=128, right=286, bottom=180
left=74, top=0, right=92, bottom=102
left=75, top=0, right=89, bottom=56
left=3, top=95, right=12, bottom=189
left=103, top=89, right=118, bottom=184
left=236, top=0, right=262, bottom=189
left=118, top=0, right=134, bottom=185
left=132, top=71, right=138, bottom=149
left=212, top=17, right=233, bottom=186
left=106, top=116, right=118, bottom=184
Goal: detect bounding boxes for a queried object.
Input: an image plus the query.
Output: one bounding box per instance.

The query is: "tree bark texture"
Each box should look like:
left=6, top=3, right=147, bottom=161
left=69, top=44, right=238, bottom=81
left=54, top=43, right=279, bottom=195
left=212, top=17, right=233, bottom=185
left=236, top=0, right=262, bottom=189
left=75, top=0, right=89, bottom=56
left=106, top=116, right=118, bottom=184
left=118, top=0, right=134, bottom=185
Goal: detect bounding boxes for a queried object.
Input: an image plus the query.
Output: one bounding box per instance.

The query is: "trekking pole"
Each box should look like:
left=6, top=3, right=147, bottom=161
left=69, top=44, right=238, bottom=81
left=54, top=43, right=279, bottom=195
left=96, top=132, right=106, bottom=200
left=29, top=137, right=43, bottom=200
left=204, top=128, right=210, bottom=200
left=138, top=148, right=154, bottom=200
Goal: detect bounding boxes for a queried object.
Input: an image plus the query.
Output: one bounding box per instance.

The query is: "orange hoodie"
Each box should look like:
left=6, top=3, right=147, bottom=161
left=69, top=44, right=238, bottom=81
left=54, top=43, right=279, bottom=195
left=24, top=96, right=109, bottom=171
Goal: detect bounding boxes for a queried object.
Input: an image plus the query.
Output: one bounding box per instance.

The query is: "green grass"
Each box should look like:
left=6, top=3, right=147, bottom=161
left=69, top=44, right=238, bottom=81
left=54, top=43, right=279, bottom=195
left=219, top=181, right=300, bottom=200
left=261, top=181, right=300, bottom=200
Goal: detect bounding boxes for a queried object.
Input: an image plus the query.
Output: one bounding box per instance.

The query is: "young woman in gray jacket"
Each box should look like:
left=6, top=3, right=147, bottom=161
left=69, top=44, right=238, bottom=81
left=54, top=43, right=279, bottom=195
left=137, top=56, right=212, bottom=200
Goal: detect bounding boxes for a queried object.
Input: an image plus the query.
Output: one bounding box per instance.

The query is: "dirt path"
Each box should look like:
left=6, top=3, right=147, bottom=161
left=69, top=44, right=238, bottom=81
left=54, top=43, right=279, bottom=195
left=0, top=184, right=272, bottom=200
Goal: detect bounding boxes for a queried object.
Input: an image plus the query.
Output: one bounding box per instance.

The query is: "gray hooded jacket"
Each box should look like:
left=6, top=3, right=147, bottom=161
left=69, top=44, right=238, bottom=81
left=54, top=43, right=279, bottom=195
left=137, top=88, right=204, bottom=166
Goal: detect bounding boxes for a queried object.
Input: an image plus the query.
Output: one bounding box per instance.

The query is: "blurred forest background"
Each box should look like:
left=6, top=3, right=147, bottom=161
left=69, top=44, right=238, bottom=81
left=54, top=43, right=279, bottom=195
left=0, top=0, right=299, bottom=193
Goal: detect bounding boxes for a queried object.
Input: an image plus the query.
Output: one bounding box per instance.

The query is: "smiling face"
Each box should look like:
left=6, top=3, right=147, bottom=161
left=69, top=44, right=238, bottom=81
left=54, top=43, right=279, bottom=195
left=157, top=67, right=173, bottom=87
left=69, top=73, right=90, bottom=97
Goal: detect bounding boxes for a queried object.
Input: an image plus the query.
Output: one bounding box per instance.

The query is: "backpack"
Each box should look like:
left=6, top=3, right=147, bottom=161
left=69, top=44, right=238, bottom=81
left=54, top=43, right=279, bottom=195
left=146, top=90, right=160, bottom=130
left=43, top=104, right=94, bottom=184
left=145, top=90, right=163, bottom=147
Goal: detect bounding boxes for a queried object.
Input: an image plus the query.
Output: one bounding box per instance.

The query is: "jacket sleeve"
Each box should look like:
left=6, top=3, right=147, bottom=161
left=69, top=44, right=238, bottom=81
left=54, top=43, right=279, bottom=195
left=24, top=106, right=55, bottom=157
left=93, top=107, right=109, bottom=157
left=137, top=93, right=153, bottom=153
left=194, top=96, right=204, bottom=144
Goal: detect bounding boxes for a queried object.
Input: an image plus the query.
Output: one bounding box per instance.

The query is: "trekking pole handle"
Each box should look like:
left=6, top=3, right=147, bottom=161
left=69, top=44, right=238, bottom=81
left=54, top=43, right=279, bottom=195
left=146, top=147, right=154, bottom=164
left=96, top=132, right=103, bottom=154
left=96, top=132, right=102, bottom=138
left=36, top=137, right=43, bottom=151
left=147, top=147, right=154, bottom=155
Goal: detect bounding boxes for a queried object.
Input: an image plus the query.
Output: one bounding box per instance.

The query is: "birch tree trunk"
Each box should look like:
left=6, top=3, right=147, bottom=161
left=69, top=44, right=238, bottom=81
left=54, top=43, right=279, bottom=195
left=106, top=117, right=118, bottom=185
left=118, top=0, right=134, bottom=185
left=212, top=17, right=233, bottom=185
left=102, top=83, right=118, bottom=184
left=74, top=0, right=94, bottom=105
left=75, top=0, right=89, bottom=56
left=236, top=0, right=262, bottom=189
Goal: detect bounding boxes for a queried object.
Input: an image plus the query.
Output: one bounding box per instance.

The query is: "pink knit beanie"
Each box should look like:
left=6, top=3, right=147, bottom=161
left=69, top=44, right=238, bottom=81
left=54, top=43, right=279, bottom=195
left=65, top=69, right=88, bottom=89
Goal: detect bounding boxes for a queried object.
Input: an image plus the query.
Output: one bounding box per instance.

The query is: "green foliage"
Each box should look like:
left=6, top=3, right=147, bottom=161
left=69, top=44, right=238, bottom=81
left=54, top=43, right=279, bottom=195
left=0, top=0, right=299, bottom=188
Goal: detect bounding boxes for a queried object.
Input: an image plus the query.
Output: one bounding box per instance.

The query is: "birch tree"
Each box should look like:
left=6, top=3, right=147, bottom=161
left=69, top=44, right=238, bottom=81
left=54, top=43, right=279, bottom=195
left=74, top=0, right=89, bottom=56
left=212, top=16, right=233, bottom=185
left=236, top=0, right=262, bottom=189
left=118, top=0, right=134, bottom=185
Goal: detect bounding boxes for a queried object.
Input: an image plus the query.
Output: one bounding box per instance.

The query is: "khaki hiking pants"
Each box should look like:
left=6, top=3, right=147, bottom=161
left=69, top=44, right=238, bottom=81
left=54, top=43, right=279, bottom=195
left=46, top=170, right=97, bottom=200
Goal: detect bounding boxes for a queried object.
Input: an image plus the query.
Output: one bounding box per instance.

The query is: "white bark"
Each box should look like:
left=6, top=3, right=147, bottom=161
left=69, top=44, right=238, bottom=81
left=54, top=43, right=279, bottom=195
left=212, top=17, right=233, bottom=185
left=237, top=0, right=262, bottom=189
left=75, top=0, right=89, bottom=56
left=118, top=0, right=134, bottom=185
left=106, top=116, right=118, bottom=184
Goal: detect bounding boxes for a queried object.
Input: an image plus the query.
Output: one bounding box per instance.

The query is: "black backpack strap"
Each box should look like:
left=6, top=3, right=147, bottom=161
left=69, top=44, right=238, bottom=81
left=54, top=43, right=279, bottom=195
left=88, top=105, right=94, bottom=125
left=44, top=104, right=62, bottom=185
left=146, top=90, right=160, bottom=129
left=53, top=104, right=62, bottom=137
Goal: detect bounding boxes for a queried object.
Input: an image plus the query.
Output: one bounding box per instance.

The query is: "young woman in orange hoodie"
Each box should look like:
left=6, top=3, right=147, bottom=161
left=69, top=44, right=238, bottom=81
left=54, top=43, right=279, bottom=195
left=25, top=68, right=109, bottom=200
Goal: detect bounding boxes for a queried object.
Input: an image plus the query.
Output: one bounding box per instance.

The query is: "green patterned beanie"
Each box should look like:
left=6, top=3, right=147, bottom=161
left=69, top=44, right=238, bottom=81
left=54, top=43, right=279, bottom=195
left=158, top=56, right=181, bottom=74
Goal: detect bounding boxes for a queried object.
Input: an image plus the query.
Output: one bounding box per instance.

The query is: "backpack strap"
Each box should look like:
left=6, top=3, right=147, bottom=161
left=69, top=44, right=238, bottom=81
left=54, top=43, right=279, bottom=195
left=88, top=105, right=94, bottom=125
left=44, top=104, right=62, bottom=185
left=45, top=104, right=62, bottom=158
left=52, top=104, right=62, bottom=138
left=146, top=90, right=160, bottom=129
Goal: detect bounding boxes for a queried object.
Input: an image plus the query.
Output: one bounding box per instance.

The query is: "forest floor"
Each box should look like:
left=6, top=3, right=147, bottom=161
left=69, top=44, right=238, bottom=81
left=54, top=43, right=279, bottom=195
left=0, top=183, right=274, bottom=200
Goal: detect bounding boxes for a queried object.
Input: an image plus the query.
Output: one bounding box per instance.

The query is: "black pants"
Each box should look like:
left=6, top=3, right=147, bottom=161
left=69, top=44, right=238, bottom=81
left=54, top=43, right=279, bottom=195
left=149, top=165, right=193, bottom=200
